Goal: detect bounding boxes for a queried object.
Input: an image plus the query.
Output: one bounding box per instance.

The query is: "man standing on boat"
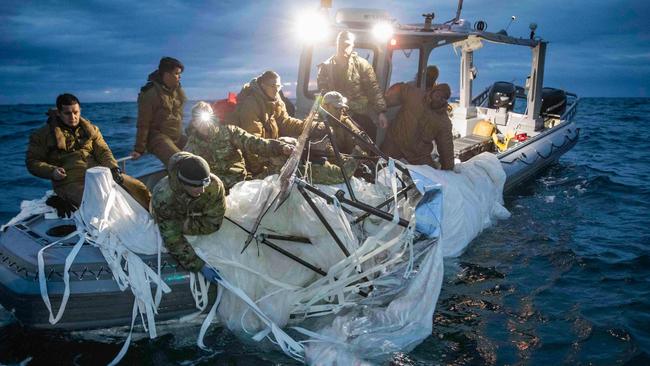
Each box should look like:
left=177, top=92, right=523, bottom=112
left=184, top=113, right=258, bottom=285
left=185, top=101, right=295, bottom=192
left=151, top=151, right=225, bottom=275
left=229, top=70, right=325, bottom=178
left=382, top=83, right=455, bottom=170
left=26, top=93, right=151, bottom=216
left=131, top=57, right=187, bottom=166
left=317, top=31, right=389, bottom=142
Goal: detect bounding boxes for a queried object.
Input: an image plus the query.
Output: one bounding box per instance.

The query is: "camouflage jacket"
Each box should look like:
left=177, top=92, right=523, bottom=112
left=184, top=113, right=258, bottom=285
left=26, top=111, right=118, bottom=190
left=317, top=53, right=387, bottom=116
left=184, top=123, right=285, bottom=190
left=384, top=82, right=455, bottom=170
left=134, top=73, right=187, bottom=153
left=315, top=113, right=364, bottom=156
left=228, top=77, right=306, bottom=176
left=151, top=152, right=226, bottom=272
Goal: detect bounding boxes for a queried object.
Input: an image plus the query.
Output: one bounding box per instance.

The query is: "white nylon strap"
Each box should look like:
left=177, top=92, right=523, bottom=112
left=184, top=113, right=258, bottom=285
left=37, top=231, right=84, bottom=324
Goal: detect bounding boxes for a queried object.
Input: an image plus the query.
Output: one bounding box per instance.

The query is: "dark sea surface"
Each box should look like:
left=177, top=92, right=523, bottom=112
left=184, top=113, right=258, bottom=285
left=1, top=98, right=649, bottom=365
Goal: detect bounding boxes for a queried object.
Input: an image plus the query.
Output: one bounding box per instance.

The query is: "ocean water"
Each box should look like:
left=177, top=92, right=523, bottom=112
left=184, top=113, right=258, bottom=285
left=0, top=98, right=649, bottom=365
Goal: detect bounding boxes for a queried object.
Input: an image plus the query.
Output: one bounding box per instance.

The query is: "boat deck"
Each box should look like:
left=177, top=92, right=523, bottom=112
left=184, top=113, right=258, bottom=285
left=453, top=134, right=494, bottom=162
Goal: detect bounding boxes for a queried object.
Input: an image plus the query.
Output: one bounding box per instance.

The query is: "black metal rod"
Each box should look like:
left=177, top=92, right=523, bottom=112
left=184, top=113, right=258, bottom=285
left=260, top=238, right=326, bottom=276
left=299, top=179, right=409, bottom=228
left=297, top=184, right=351, bottom=257
left=352, top=183, right=415, bottom=224
left=261, top=234, right=312, bottom=244
left=225, top=216, right=326, bottom=276
left=339, top=196, right=410, bottom=227
left=321, top=115, right=357, bottom=202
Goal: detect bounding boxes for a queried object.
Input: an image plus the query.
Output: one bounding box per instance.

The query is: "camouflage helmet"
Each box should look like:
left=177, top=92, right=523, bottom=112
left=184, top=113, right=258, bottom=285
left=322, top=91, right=349, bottom=110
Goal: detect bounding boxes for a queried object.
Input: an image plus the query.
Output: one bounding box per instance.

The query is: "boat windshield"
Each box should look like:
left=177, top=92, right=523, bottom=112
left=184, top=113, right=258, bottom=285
left=388, top=47, right=421, bottom=87
left=304, top=45, right=376, bottom=98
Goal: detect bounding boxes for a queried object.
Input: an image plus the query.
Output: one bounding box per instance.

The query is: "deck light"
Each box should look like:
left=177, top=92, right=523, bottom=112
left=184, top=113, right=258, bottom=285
left=372, top=22, right=394, bottom=42
left=295, top=10, right=330, bottom=43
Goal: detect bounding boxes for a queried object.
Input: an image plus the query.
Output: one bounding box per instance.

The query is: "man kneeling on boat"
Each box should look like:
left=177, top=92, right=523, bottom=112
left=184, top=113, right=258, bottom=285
left=25, top=93, right=151, bottom=217
left=184, top=101, right=295, bottom=192
left=151, top=152, right=224, bottom=278
left=382, top=83, right=455, bottom=171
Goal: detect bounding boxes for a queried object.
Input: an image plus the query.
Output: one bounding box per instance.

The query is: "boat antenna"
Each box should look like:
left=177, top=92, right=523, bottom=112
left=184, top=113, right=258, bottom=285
left=505, top=15, right=516, bottom=32
left=497, top=15, right=516, bottom=36
left=450, top=0, right=463, bottom=23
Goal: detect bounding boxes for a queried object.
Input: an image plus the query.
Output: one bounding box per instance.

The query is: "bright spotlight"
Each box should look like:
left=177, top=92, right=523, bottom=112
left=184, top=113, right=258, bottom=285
left=372, top=22, right=394, bottom=42
left=295, top=10, right=330, bottom=43
left=199, top=111, right=212, bottom=123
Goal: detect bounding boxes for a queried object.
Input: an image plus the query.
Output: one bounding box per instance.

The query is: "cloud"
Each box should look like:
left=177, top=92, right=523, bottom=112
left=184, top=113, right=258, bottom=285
left=1, top=0, right=649, bottom=103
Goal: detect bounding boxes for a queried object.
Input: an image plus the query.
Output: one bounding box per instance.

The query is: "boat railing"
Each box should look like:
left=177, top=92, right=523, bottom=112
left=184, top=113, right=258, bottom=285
left=116, top=156, right=133, bottom=173
left=560, top=95, right=579, bottom=122
left=471, top=87, right=490, bottom=107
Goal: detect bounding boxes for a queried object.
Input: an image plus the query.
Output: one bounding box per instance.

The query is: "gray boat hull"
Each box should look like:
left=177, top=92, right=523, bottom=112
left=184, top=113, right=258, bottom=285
left=500, top=121, right=580, bottom=192
left=0, top=215, right=212, bottom=330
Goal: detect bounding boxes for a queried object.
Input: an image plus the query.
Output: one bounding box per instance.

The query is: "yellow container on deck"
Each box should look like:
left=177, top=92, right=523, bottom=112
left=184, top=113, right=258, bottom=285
left=472, top=120, right=495, bottom=137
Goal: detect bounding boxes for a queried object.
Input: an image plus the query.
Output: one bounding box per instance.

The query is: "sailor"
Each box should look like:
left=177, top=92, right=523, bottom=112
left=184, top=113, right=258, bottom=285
left=131, top=57, right=187, bottom=166
left=26, top=93, right=151, bottom=217
left=317, top=91, right=365, bottom=155
left=424, top=65, right=440, bottom=90
left=185, top=101, right=295, bottom=192
left=317, top=30, right=389, bottom=141
left=228, top=70, right=325, bottom=178
left=151, top=152, right=225, bottom=275
left=382, top=83, right=455, bottom=170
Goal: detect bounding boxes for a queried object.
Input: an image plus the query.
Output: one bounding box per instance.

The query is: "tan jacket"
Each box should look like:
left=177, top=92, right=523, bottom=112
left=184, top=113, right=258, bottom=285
left=384, top=83, right=454, bottom=170
left=228, top=77, right=305, bottom=176
left=134, top=75, right=187, bottom=153
left=26, top=112, right=118, bottom=191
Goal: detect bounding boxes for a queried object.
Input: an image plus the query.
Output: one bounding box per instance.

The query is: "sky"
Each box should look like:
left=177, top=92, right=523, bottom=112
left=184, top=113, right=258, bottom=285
left=0, top=0, right=648, bottom=105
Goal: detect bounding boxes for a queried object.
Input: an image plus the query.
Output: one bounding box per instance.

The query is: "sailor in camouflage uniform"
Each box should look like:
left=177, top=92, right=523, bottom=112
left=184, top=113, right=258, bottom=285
left=317, top=31, right=389, bottom=141
left=185, top=102, right=294, bottom=191
left=151, top=152, right=225, bottom=273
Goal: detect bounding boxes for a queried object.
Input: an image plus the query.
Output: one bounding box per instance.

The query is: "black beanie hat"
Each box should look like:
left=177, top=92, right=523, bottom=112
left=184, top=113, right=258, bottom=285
left=177, top=156, right=210, bottom=187
left=158, top=57, right=184, bottom=73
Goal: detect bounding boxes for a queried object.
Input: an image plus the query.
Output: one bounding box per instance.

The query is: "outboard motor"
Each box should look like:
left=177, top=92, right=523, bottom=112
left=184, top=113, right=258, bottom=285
left=540, top=87, right=567, bottom=116
left=487, top=81, right=516, bottom=111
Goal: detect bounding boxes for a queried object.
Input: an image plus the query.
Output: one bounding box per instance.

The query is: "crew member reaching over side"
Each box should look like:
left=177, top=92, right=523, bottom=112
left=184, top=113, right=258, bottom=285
left=382, top=83, right=455, bottom=170
left=151, top=152, right=225, bottom=274
left=185, top=102, right=294, bottom=192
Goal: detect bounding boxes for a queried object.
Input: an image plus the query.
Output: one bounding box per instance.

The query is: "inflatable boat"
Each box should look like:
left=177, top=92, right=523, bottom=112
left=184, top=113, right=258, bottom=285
left=0, top=3, right=578, bottom=364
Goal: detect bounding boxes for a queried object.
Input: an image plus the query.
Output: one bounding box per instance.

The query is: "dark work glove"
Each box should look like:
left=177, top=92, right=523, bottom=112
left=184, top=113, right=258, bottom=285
left=311, top=122, right=328, bottom=139
left=45, top=196, right=78, bottom=218
left=111, top=167, right=124, bottom=185
left=200, top=264, right=222, bottom=284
